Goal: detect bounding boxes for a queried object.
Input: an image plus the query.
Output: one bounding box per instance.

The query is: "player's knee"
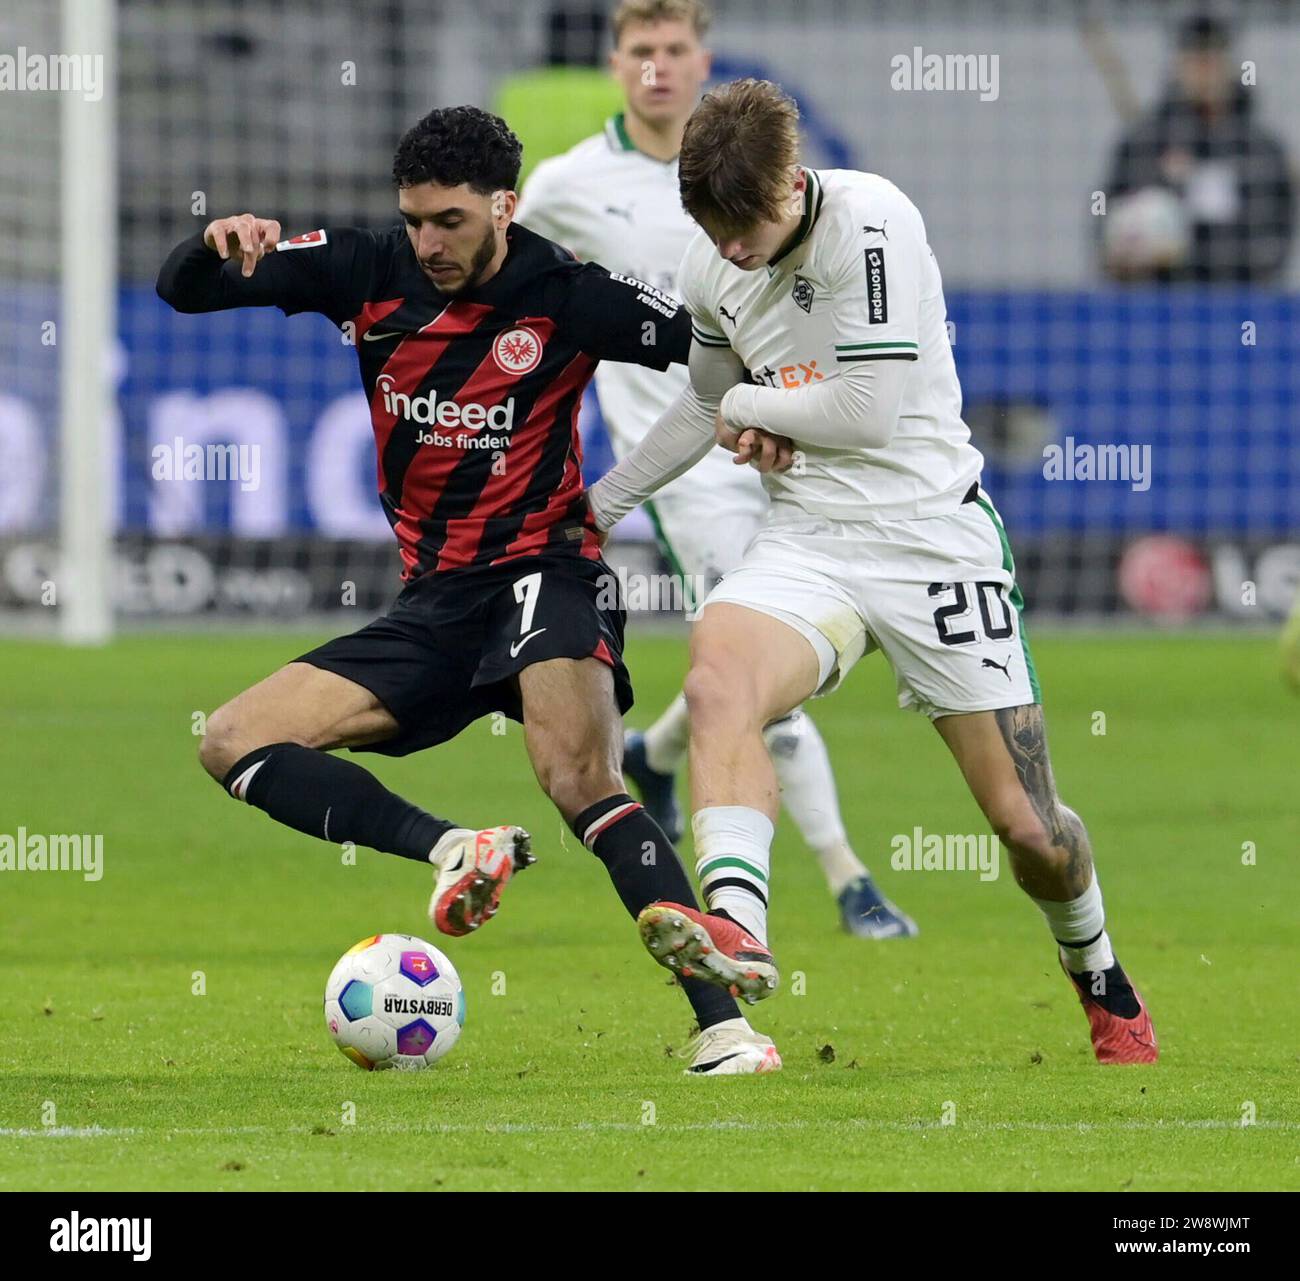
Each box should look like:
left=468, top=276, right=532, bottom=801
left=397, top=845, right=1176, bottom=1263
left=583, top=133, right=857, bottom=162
left=987, top=794, right=1053, bottom=860
left=198, top=703, right=251, bottom=783
left=683, top=654, right=756, bottom=733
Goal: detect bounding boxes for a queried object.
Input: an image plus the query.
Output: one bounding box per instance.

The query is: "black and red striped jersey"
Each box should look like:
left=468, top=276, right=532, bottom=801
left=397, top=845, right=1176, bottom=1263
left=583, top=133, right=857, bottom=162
left=156, top=222, right=690, bottom=579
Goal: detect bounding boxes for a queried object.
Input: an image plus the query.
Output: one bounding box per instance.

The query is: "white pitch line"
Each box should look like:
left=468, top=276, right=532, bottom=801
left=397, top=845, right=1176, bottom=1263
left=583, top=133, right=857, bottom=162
left=2, top=1119, right=1297, bottom=1140
left=0, top=1126, right=125, bottom=1138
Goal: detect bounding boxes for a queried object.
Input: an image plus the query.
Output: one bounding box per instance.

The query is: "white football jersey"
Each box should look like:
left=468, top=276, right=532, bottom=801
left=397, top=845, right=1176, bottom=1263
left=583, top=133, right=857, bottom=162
left=516, top=114, right=692, bottom=457
left=682, top=168, right=983, bottom=522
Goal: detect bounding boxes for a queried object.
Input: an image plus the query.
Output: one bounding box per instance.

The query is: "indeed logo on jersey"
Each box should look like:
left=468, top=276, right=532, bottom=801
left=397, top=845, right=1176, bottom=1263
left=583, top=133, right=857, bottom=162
left=377, top=375, right=515, bottom=441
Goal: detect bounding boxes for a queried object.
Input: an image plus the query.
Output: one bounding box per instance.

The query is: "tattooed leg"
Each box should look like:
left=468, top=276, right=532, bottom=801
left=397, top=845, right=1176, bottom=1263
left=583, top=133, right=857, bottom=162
left=932, top=704, right=1094, bottom=900
left=990, top=703, right=1094, bottom=898
left=933, top=705, right=1157, bottom=1056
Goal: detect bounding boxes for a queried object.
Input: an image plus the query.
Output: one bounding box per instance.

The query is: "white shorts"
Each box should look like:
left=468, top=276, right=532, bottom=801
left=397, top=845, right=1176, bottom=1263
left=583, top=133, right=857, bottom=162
left=641, top=451, right=770, bottom=611
left=701, top=493, right=1042, bottom=718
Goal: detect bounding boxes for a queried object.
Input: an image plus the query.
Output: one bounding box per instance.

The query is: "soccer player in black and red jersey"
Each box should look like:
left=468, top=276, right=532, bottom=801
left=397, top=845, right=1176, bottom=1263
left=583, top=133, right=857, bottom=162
left=156, top=106, right=783, bottom=1073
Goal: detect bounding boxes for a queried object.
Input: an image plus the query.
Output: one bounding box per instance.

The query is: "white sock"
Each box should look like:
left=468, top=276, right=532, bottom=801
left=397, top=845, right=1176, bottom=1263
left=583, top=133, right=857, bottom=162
left=764, top=710, right=865, bottom=895
left=814, top=841, right=868, bottom=897
left=643, top=692, right=690, bottom=775
left=429, top=827, right=473, bottom=867
left=693, top=805, right=774, bottom=945
left=1032, top=874, right=1115, bottom=974
left=703, top=1015, right=753, bottom=1036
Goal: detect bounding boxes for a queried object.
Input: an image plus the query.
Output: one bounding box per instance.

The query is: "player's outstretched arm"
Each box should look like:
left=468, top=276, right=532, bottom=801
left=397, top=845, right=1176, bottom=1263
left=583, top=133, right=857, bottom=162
left=156, top=214, right=283, bottom=312
left=156, top=213, right=361, bottom=318
left=586, top=340, right=745, bottom=532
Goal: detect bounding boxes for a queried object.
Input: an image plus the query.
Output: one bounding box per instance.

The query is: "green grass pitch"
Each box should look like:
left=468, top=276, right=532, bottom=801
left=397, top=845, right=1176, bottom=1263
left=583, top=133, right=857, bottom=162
left=1, top=627, right=1296, bottom=1191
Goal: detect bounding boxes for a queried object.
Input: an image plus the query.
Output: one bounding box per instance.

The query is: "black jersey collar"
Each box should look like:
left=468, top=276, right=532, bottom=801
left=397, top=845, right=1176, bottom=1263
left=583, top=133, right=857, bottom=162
left=768, top=167, right=824, bottom=271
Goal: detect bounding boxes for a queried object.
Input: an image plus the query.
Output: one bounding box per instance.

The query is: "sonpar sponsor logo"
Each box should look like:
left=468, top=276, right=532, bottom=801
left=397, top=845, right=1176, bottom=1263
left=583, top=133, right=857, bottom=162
left=890, top=826, right=1000, bottom=881
left=50, top=1213, right=151, bottom=1262
left=1, top=828, right=103, bottom=881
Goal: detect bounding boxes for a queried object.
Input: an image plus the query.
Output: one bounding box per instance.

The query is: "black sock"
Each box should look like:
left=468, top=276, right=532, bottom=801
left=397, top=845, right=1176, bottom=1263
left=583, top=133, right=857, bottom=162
left=1065, top=958, right=1142, bottom=1019
left=572, top=794, right=742, bottom=1031
left=221, top=743, right=456, bottom=862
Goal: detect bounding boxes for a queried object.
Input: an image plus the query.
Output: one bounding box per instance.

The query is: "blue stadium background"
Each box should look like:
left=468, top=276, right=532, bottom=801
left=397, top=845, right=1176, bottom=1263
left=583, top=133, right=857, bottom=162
left=116, top=283, right=1300, bottom=534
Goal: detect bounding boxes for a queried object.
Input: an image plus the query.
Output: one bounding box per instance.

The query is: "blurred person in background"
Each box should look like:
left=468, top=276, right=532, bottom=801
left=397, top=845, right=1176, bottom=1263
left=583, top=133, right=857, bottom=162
left=518, top=0, right=919, bottom=940
left=1100, top=12, right=1293, bottom=282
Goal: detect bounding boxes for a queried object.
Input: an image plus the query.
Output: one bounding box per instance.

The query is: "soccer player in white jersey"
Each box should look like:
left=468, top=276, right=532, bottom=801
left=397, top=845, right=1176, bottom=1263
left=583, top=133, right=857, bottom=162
left=587, top=79, right=1159, bottom=1065
left=518, top=0, right=917, bottom=940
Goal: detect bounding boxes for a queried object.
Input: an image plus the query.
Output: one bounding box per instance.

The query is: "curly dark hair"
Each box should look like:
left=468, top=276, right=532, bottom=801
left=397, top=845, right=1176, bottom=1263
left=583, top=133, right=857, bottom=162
left=392, top=106, right=522, bottom=193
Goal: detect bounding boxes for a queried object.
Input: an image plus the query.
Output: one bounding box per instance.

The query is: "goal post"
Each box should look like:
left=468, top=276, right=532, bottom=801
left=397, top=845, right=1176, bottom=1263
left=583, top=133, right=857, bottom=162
left=58, top=0, right=115, bottom=644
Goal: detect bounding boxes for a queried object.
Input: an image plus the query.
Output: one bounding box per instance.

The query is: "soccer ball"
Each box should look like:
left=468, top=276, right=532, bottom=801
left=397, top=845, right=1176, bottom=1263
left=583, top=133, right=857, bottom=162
left=324, top=933, right=465, bottom=1071
left=1104, top=186, right=1190, bottom=276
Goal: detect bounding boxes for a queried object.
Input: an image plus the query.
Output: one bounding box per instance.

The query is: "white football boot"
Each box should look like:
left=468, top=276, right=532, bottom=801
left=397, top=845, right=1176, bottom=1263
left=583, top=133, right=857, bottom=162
left=682, top=1018, right=782, bottom=1076
left=428, top=825, right=533, bottom=937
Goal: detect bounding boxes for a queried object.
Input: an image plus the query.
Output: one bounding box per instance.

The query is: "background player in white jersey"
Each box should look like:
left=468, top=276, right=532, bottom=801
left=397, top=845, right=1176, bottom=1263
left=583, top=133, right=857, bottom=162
left=588, top=79, right=1159, bottom=1065
left=517, top=0, right=917, bottom=940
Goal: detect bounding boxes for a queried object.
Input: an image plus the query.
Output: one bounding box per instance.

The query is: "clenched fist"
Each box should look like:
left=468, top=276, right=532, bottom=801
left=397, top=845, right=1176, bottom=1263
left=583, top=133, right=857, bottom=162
left=714, top=410, right=796, bottom=474
left=203, top=214, right=282, bottom=278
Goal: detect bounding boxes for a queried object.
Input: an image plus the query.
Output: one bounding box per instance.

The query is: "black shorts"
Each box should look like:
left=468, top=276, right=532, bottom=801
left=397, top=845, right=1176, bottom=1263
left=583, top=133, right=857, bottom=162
left=296, top=553, right=632, bottom=757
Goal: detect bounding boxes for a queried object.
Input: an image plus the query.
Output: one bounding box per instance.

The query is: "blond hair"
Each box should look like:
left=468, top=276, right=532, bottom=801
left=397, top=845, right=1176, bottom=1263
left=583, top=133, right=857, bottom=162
left=611, top=0, right=711, bottom=45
